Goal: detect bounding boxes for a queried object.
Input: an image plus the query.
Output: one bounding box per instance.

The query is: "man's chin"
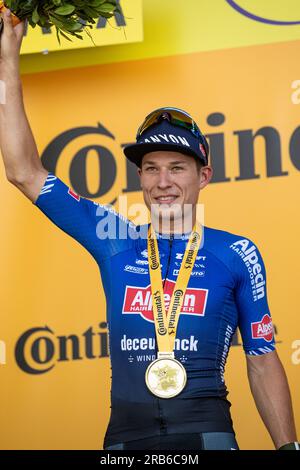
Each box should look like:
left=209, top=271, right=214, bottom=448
left=149, top=202, right=195, bottom=232
left=150, top=204, right=182, bottom=226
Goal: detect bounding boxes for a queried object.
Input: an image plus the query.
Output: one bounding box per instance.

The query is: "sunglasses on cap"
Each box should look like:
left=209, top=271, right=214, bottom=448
left=136, top=107, right=204, bottom=141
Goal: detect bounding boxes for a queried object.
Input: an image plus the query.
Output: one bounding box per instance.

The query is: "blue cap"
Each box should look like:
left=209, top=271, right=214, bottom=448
left=123, top=117, right=209, bottom=168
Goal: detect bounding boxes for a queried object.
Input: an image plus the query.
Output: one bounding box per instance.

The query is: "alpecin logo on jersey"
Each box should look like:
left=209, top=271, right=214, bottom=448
left=68, top=188, right=80, bottom=201
left=122, top=279, right=208, bottom=322
left=251, top=314, right=273, bottom=343
left=229, top=239, right=265, bottom=302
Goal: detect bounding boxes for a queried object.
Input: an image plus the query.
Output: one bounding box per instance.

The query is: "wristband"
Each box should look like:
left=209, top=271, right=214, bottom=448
left=278, top=442, right=300, bottom=450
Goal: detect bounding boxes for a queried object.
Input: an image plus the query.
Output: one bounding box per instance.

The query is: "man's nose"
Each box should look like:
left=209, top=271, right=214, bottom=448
left=157, top=169, right=172, bottom=189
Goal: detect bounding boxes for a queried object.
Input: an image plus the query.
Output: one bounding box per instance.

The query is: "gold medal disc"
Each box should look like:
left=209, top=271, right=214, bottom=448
left=145, top=357, right=187, bottom=398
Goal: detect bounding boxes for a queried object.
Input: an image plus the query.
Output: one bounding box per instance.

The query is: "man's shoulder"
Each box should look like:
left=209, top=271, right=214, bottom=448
left=203, top=225, right=261, bottom=270
left=203, top=225, right=252, bottom=247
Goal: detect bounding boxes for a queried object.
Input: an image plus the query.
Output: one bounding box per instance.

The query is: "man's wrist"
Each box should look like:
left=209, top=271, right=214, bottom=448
left=277, top=442, right=300, bottom=450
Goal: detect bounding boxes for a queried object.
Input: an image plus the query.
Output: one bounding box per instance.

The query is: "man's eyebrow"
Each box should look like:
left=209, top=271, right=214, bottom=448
left=169, top=161, right=188, bottom=165
left=143, top=160, right=188, bottom=166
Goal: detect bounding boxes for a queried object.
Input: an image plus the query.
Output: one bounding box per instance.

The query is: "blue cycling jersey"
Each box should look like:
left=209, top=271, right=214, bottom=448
left=33, top=172, right=276, bottom=447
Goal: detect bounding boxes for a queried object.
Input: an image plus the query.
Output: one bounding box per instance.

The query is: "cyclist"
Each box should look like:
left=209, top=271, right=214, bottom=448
left=0, top=10, right=298, bottom=451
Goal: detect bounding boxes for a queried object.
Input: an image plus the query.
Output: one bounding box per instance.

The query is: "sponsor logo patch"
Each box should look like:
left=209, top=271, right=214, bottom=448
left=173, top=269, right=205, bottom=277
left=124, top=265, right=148, bottom=275
left=68, top=188, right=80, bottom=201
left=251, top=314, right=274, bottom=343
left=230, top=239, right=265, bottom=302
left=199, top=143, right=207, bottom=158
left=122, top=279, right=208, bottom=322
left=176, top=253, right=206, bottom=261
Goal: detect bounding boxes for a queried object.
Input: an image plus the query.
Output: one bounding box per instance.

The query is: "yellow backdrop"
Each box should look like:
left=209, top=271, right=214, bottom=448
left=1, top=3, right=300, bottom=452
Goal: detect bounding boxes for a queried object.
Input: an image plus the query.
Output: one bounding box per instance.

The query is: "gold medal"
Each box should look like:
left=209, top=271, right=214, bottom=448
left=145, top=353, right=187, bottom=398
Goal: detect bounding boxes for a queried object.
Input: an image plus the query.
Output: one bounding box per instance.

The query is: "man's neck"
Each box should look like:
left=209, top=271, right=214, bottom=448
left=150, top=215, right=196, bottom=236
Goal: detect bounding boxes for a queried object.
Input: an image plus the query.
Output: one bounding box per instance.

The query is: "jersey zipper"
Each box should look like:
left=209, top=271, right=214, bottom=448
left=162, top=234, right=174, bottom=288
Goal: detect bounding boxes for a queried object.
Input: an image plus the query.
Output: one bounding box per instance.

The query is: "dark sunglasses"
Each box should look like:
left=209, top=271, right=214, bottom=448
left=136, top=107, right=204, bottom=141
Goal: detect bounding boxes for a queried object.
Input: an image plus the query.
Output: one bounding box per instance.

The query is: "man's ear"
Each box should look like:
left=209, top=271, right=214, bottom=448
left=199, top=166, right=213, bottom=190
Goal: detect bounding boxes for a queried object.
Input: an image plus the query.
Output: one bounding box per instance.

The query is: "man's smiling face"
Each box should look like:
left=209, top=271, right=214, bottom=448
left=137, top=151, right=212, bottom=231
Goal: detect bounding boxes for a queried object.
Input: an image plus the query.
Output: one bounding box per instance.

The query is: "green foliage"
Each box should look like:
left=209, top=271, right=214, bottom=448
left=3, top=0, right=120, bottom=43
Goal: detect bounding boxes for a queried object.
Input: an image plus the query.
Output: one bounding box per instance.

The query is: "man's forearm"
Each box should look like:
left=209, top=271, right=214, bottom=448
left=247, top=353, right=298, bottom=449
left=0, top=60, right=43, bottom=182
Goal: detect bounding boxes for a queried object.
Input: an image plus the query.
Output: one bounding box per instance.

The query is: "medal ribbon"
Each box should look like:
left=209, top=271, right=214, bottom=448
left=147, top=222, right=202, bottom=353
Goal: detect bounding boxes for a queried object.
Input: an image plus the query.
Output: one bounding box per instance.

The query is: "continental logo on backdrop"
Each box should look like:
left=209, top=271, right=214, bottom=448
left=14, top=323, right=109, bottom=374
left=20, top=0, right=143, bottom=55
left=39, top=113, right=300, bottom=206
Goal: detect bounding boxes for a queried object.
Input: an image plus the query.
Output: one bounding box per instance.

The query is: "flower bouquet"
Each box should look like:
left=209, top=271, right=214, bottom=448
left=0, top=0, right=120, bottom=43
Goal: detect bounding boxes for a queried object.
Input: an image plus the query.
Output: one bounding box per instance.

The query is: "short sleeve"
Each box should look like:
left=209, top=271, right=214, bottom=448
left=32, top=172, right=104, bottom=260
left=230, top=237, right=276, bottom=356
left=32, top=172, right=137, bottom=261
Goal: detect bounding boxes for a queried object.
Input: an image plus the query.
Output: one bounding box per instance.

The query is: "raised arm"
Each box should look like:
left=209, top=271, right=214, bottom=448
left=0, top=9, right=48, bottom=203
left=0, top=9, right=137, bottom=262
